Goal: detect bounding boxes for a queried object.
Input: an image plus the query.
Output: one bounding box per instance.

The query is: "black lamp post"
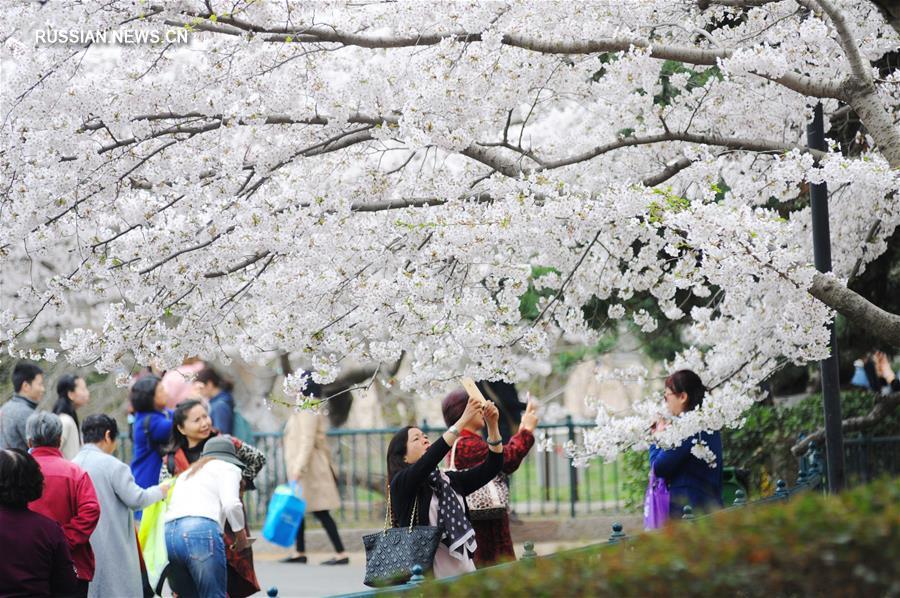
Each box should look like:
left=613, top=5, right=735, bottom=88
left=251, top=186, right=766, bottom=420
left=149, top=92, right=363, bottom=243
left=807, top=102, right=845, bottom=492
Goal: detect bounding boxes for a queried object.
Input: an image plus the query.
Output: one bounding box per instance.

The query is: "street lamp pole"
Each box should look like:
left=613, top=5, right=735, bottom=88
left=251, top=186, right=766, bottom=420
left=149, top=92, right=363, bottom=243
left=807, top=102, right=845, bottom=492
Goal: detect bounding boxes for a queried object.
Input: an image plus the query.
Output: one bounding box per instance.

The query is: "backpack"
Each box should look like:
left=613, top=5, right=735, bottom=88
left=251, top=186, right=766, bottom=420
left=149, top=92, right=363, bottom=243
left=232, top=410, right=254, bottom=444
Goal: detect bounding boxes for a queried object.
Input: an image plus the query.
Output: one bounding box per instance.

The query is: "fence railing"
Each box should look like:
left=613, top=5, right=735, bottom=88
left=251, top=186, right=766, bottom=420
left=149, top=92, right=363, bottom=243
left=244, top=417, right=627, bottom=528
left=331, top=442, right=833, bottom=597
left=842, top=435, right=900, bottom=486
left=116, top=424, right=900, bottom=529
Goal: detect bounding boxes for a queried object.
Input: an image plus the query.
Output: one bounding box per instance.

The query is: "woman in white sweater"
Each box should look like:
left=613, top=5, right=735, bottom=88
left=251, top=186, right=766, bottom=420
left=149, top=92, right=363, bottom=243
left=52, top=374, right=90, bottom=460
left=164, top=436, right=250, bottom=598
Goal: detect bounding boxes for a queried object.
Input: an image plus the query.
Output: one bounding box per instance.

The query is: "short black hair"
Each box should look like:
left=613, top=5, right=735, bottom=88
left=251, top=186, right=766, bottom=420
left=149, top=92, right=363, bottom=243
left=82, top=414, right=119, bottom=444
left=0, top=449, right=44, bottom=508
left=12, top=361, right=43, bottom=393
left=665, top=369, right=707, bottom=412
left=130, top=375, right=161, bottom=413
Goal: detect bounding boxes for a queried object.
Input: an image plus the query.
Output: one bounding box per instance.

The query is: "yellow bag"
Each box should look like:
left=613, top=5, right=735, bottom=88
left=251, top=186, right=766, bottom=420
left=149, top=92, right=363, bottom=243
left=138, top=484, right=174, bottom=592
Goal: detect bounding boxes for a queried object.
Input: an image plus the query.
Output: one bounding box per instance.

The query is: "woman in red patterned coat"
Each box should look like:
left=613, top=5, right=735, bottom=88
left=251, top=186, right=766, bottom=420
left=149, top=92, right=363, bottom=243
left=441, top=389, right=539, bottom=566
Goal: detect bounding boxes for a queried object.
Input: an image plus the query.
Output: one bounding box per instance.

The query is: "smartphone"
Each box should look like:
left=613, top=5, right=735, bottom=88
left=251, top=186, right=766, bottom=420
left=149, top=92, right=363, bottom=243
left=460, top=377, right=488, bottom=406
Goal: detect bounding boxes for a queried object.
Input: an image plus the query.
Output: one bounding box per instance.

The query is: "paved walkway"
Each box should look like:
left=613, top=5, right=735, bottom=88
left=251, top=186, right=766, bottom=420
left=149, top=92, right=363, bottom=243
left=254, top=552, right=369, bottom=597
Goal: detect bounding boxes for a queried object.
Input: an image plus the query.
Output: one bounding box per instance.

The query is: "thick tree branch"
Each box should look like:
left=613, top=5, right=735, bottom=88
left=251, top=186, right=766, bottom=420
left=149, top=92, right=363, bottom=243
left=808, top=272, right=900, bottom=347
left=642, top=157, right=697, bottom=186
left=812, top=0, right=873, bottom=85
left=791, top=390, right=900, bottom=456
left=536, top=132, right=825, bottom=170
left=159, top=11, right=844, bottom=99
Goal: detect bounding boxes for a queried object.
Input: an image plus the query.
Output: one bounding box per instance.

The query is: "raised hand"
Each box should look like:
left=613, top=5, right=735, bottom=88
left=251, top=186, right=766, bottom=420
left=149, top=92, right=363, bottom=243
left=484, top=401, right=500, bottom=427
left=520, top=400, right=539, bottom=433
left=459, top=395, right=486, bottom=429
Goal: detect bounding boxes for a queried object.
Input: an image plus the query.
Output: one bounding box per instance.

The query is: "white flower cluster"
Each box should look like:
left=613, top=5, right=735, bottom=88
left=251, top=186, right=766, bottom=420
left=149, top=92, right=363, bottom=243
left=690, top=438, right=718, bottom=469
left=0, top=1, right=897, bottom=461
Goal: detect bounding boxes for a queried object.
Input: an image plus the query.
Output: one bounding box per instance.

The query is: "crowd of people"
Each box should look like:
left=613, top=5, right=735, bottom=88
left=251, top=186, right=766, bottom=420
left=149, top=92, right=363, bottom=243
left=0, top=352, right=784, bottom=594
left=0, top=360, right=264, bottom=598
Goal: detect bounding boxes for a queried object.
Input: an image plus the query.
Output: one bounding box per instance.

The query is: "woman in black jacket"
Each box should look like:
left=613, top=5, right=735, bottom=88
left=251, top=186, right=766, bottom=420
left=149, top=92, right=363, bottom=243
left=386, top=395, right=503, bottom=578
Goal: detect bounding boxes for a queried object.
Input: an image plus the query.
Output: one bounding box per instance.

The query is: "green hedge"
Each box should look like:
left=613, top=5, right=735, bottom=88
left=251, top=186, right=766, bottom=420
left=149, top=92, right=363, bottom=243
left=414, top=478, right=900, bottom=597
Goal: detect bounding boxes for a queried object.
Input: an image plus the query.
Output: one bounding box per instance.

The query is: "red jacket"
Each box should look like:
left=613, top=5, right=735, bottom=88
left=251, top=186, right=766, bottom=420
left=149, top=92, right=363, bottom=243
left=450, top=428, right=535, bottom=566
left=28, top=446, right=100, bottom=581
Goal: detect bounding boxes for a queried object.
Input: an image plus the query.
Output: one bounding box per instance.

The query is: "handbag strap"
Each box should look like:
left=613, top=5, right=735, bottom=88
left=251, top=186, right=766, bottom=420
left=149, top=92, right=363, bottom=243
left=383, top=482, right=421, bottom=535
left=383, top=483, right=393, bottom=534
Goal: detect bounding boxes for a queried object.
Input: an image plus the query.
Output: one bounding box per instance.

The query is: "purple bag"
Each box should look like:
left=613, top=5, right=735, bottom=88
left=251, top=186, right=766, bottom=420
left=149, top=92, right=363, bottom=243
left=643, top=470, right=670, bottom=530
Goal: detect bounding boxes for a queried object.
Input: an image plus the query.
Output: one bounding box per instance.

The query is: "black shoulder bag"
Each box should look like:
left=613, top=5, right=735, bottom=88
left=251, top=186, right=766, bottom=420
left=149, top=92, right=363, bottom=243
left=362, top=485, right=441, bottom=587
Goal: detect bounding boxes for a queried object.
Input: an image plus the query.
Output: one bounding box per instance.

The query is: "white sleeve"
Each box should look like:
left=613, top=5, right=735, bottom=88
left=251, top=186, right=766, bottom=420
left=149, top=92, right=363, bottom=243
left=218, top=463, right=246, bottom=532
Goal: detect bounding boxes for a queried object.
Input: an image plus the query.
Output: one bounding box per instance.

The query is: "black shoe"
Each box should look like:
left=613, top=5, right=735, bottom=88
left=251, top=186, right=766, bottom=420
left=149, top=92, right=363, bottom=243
left=321, top=557, right=349, bottom=565
left=281, top=555, right=308, bottom=563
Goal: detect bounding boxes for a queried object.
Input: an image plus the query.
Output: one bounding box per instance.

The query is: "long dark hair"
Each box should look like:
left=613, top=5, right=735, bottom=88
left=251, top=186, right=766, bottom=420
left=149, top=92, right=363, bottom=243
left=386, top=426, right=413, bottom=482
left=195, top=366, right=234, bottom=392
left=665, top=369, right=706, bottom=412
left=170, top=398, right=210, bottom=451
left=53, top=374, right=81, bottom=429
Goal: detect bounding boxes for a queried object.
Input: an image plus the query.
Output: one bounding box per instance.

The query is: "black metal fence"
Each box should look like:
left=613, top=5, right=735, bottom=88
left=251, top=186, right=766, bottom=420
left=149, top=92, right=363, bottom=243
left=116, top=424, right=900, bottom=529
left=244, top=417, right=627, bottom=528
left=842, top=435, right=900, bottom=485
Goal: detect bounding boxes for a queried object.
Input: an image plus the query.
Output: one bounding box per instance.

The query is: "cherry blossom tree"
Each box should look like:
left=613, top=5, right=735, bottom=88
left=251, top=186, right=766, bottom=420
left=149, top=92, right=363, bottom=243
left=1, top=0, right=898, bottom=459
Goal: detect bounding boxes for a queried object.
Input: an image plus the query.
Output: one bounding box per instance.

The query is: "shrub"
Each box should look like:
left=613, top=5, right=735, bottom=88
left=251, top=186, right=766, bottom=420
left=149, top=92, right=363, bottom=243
left=415, top=478, right=900, bottom=597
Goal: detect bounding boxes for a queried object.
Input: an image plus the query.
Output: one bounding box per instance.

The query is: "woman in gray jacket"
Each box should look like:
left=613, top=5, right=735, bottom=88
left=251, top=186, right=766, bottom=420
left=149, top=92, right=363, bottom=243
left=73, top=414, right=169, bottom=598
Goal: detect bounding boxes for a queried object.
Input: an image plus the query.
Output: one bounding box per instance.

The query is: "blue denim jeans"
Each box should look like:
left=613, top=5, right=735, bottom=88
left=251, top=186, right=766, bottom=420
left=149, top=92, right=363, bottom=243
left=165, top=516, right=227, bottom=598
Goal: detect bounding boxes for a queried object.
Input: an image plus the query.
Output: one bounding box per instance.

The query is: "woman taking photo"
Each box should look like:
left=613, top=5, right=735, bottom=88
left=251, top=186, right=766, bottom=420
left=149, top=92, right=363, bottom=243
left=130, top=376, right=172, bottom=490
left=53, top=374, right=91, bottom=460
left=387, top=395, right=503, bottom=579
left=164, top=436, right=251, bottom=598
left=160, top=399, right=265, bottom=598
left=650, top=369, right=723, bottom=519
left=441, top=389, right=539, bottom=565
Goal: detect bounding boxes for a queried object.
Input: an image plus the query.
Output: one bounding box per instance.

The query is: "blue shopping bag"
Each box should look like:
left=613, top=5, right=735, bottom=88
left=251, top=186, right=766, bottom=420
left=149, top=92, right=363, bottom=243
left=263, top=482, right=306, bottom=547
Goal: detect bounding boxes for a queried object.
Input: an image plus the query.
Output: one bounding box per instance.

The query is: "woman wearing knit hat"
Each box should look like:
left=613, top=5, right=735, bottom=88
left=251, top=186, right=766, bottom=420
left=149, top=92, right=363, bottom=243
left=163, top=436, right=250, bottom=598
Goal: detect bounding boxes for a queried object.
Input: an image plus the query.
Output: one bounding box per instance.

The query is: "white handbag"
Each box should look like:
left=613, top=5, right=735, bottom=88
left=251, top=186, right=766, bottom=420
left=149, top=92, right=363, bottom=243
left=449, top=438, right=509, bottom=520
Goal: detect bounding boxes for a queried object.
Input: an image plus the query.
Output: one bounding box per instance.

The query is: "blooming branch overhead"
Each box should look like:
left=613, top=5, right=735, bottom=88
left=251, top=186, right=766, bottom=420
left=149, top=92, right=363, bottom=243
left=1, top=0, right=898, bottom=458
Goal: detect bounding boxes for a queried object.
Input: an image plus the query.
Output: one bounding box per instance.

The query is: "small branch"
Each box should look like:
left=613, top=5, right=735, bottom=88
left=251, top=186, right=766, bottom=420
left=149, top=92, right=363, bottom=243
left=791, top=390, right=900, bottom=456
left=204, top=251, right=271, bottom=279
left=847, top=219, right=882, bottom=282
left=531, top=229, right=603, bottom=327
left=219, top=253, right=276, bottom=309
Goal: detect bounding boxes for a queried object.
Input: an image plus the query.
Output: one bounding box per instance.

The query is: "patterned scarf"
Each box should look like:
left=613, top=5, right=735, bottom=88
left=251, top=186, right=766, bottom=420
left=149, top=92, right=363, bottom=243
left=427, top=470, right=476, bottom=561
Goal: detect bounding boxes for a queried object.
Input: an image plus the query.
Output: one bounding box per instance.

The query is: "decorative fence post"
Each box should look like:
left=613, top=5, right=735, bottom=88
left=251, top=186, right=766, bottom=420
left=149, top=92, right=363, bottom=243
left=408, top=564, right=425, bottom=585
left=608, top=522, right=626, bottom=544
left=566, top=415, right=578, bottom=518
left=522, top=541, right=538, bottom=559
left=774, top=479, right=789, bottom=500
